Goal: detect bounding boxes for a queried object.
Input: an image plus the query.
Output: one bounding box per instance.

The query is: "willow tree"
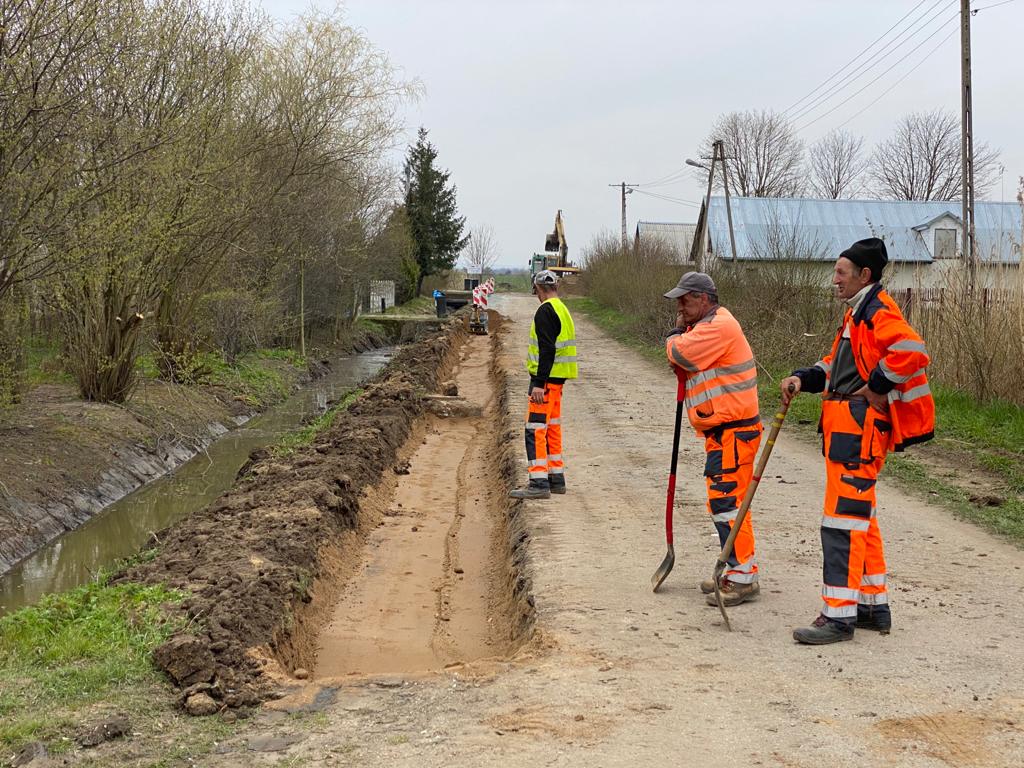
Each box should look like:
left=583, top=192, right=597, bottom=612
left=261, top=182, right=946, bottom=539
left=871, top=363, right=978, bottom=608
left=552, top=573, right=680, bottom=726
left=51, top=0, right=260, bottom=401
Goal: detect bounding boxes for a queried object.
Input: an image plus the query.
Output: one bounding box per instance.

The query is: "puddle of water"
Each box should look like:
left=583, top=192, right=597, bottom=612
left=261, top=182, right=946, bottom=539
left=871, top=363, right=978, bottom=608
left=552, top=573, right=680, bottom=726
left=0, top=349, right=393, bottom=614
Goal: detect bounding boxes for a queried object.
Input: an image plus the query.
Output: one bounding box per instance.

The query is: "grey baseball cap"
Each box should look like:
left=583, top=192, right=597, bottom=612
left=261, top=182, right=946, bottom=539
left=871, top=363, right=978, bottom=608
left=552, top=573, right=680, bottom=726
left=533, top=269, right=559, bottom=286
left=664, top=271, right=717, bottom=299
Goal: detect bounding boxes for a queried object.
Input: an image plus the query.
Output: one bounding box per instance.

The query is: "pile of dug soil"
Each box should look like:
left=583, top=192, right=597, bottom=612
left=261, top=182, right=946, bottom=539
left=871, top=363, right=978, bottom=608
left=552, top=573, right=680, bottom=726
left=120, top=323, right=464, bottom=711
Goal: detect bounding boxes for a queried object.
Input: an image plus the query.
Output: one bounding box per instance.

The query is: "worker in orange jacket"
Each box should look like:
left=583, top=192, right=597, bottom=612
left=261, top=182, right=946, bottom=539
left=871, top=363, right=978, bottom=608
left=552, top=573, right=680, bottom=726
left=665, top=272, right=762, bottom=607
left=782, top=238, right=935, bottom=645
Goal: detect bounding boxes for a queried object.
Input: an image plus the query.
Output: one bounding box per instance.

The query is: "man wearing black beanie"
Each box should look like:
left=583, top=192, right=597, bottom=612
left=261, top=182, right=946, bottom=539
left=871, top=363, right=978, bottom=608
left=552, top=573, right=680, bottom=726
left=780, top=237, right=935, bottom=645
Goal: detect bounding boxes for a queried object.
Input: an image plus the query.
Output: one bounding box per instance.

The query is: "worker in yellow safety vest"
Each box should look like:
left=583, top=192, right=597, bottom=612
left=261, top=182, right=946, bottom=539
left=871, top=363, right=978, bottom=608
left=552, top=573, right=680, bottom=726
left=510, top=270, right=578, bottom=500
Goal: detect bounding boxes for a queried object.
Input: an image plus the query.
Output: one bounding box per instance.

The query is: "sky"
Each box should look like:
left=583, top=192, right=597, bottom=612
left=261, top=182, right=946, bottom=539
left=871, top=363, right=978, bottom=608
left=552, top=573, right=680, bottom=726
left=259, top=0, right=1024, bottom=268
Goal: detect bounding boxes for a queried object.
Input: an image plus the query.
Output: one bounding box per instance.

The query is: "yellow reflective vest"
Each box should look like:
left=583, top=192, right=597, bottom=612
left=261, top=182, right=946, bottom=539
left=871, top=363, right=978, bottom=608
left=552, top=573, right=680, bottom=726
left=526, top=298, right=578, bottom=379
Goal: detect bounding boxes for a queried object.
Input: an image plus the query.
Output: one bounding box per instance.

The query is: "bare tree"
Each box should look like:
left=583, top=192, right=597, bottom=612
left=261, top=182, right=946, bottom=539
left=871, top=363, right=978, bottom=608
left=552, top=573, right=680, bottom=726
left=808, top=130, right=868, bottom=199
left=462, top=224, right=498, bottom=275
left=869, top=109, right=1000, bottom=201
left=697, top=110, right=805, bottom=197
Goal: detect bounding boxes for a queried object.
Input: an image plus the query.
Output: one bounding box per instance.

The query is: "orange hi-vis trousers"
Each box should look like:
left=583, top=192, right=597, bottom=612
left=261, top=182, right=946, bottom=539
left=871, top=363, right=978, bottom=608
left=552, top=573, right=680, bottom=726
left=820, top=396, right=891, bottom=622
left=525, top=382, right=564, bottom=489
left=704, top=420, right=763, bottom=583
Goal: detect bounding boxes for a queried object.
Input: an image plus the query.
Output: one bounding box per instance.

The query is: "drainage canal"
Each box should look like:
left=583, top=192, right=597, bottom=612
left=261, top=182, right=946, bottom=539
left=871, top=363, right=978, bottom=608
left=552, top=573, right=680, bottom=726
left=0, top=348, right=392, bottom=615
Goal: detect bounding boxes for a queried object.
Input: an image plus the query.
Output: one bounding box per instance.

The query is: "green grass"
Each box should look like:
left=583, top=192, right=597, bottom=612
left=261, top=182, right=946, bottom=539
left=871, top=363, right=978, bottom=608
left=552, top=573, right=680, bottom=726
left=0, top=577, right=186, bottom=752
left=204, top=351, right=302, bottom=407
left=563, top=298, right=664, bottom=366
left=22, top=338, right=73, bottom=387
left=494, top=272, right=533, bottom=293
left=271, top=388, right=362, bottom=457
left=384, top=296, right=435, bottom=316
left=570, top=296, right=1024, bottom=546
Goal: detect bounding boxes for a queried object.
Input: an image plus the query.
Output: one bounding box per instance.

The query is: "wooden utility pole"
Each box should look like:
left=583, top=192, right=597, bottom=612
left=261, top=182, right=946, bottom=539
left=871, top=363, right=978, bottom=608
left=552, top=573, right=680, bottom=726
left=609, top=182, right=638, bottom=250
left=961, top=0, right=977, bottom=295
left=715, top=140, right=739, bottom=264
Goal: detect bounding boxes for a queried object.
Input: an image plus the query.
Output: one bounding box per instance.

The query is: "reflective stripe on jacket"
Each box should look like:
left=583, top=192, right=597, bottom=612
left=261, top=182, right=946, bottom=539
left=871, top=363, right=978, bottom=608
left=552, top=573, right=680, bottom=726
left=820, top=284, right=935, bottom=451
left=665, top=306, right=759, bottom=432
left=526, top=298, right=578, bottom=379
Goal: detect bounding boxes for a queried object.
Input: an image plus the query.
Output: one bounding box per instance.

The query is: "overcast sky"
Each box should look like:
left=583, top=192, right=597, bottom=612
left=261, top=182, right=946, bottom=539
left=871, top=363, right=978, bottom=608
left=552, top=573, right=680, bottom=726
left=260, top=0, right=1024, bottom=268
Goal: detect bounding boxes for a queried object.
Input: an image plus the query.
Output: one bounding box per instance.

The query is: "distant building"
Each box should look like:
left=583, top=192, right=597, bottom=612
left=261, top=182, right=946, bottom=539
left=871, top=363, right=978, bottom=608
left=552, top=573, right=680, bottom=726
left=633, top=221, right=698, bottom=263
left=644, top=196, right=1023, bottom=290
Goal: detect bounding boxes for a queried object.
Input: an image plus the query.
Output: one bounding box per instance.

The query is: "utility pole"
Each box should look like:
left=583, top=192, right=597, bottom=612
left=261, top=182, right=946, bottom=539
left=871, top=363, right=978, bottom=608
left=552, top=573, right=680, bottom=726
left=688, top=144, right=738, bottom=271
left=961, top=0, right=977, bottom=295
left=608, top=182, right=638, bottom=250
left=715, top=140, right=739, bottom=265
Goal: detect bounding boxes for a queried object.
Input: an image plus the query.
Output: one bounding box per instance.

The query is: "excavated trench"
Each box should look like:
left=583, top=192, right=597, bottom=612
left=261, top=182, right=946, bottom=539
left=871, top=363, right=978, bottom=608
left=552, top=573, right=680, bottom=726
left=282, top=314, right=532, bottom=680
left=125, top=312, right=533, bottom=708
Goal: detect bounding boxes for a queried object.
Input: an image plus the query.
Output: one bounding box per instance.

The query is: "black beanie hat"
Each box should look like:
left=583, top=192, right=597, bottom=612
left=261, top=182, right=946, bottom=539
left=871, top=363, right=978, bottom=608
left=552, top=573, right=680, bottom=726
left=839, top=237, right=888, bottom=282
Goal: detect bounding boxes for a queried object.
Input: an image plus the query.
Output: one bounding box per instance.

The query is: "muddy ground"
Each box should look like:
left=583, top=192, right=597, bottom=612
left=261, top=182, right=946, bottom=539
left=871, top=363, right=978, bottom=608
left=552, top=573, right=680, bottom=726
left=0, top=331, right=385, bottom=575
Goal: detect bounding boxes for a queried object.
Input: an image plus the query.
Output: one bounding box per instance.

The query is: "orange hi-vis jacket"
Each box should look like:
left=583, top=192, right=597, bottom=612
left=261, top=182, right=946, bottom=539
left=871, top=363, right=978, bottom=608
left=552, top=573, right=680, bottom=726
left=807, top=283, right=935, bottom=451
left=665, top=306, right=759, bottom=433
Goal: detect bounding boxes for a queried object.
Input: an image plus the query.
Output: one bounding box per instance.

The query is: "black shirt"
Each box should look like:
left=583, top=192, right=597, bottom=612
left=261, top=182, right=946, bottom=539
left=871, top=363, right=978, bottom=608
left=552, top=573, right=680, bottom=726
left=530, top=301, right=566, bottom=390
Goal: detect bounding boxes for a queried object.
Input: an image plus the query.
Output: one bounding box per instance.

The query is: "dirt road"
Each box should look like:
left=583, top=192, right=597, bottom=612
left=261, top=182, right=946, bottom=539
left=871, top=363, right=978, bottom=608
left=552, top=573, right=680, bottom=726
left=219, top=294, right=1024, bottom=767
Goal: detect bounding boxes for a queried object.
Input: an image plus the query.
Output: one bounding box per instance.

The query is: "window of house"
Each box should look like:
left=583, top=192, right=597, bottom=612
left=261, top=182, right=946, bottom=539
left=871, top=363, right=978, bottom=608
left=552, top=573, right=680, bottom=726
left=934, top=228, right=958, bottom=259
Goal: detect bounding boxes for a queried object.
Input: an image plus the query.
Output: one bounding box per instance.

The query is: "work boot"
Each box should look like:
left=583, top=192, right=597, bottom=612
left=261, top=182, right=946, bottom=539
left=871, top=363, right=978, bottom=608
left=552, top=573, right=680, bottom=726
left=793, top=615, right=854, bottom=645
left=509, top=484, right=551, bottom=500
left=699, top=577, right=723, bottom=594
left=855, top=605, right=892, bottom=634
left=704, top=580, right=759, bottom=606
left=549, top=481, right=567, bottom=495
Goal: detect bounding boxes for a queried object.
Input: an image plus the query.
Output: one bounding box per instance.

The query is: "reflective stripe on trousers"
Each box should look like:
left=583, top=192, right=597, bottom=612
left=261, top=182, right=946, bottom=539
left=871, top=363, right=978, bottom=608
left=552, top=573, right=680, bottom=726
left=524, top=382, right=564, bottom=487
left=820, top=398, right=890, bottom=621
left=704, top=422, right=763, bottom=583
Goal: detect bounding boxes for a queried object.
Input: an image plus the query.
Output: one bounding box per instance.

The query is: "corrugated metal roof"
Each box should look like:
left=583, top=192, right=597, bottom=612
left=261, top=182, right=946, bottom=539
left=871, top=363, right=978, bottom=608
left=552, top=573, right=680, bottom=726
left=635, top=221, right=697, bottom=262
left=704, top=197, right=1022, bottom=264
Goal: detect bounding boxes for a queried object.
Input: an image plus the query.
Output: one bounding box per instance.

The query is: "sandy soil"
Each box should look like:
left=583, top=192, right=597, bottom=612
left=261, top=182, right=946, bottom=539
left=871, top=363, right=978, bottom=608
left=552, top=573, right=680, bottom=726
left=158, top=296, right=1024, bottom=766
left=315, top=332, right=516, bottom=677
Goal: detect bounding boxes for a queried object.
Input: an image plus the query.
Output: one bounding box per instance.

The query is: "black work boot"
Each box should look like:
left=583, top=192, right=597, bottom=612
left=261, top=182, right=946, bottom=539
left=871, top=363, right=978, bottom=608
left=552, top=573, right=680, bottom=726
left=509, top=482, right=551, bottom=500
left=549, top=480, right=566, bottom=495
left=793, top=615, right=854, bottom=645
left=855, top=605, right=892, bottom=634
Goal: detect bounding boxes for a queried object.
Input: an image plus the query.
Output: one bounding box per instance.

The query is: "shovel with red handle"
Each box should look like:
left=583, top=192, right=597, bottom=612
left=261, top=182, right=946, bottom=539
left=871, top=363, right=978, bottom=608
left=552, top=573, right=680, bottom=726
left=651, top=369, right=686, bottom=592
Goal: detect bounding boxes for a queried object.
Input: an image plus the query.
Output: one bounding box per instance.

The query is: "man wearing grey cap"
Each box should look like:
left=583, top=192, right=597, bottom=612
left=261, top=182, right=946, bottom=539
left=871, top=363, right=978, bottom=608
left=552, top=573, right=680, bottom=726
left=665, top=272, right=762, bottom=607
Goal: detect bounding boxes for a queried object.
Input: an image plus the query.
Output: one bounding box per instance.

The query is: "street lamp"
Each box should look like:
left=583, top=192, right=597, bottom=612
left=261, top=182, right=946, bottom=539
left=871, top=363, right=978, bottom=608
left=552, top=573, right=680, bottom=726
left=685, top=158, right=708, bottom=170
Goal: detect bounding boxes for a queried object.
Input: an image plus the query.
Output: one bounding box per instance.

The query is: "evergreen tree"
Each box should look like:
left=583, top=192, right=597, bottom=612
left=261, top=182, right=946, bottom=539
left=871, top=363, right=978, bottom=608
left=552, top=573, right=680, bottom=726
left=403, top=128, right=468, bottom=294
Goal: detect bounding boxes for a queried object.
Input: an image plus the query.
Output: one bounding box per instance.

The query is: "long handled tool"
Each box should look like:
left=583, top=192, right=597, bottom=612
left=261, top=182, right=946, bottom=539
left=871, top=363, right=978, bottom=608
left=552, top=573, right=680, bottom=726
left=651, top=370, right=686, bottom=592
left=712, top=384, right=795, bottom=629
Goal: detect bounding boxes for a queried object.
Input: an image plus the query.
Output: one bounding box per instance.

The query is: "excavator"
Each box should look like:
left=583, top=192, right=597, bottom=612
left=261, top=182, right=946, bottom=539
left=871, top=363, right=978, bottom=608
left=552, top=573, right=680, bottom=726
left=530, top=210, right=580, bottom=284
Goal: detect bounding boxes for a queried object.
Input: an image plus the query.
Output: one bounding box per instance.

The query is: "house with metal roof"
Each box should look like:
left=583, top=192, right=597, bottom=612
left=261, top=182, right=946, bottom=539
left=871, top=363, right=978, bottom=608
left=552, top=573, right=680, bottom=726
left=653, top=196, right=1023, bottom=290
left=633, top=221, right=698, bottom=263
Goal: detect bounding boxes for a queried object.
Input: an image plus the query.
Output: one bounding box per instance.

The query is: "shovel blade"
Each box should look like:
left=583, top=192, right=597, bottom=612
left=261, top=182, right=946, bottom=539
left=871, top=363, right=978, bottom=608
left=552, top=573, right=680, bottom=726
left=651, top=544, right=675, bottom=592
left=712, top=561, right=732, bottom=631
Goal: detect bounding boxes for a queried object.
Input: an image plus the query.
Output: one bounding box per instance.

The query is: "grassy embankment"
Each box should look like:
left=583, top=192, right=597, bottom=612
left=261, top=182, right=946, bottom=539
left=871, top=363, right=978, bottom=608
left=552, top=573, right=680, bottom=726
left=0, top=564, right=239, bottom=762
left=20, top=336, right=308, bottom=410
left=567, top=296, right=1024, bottom=545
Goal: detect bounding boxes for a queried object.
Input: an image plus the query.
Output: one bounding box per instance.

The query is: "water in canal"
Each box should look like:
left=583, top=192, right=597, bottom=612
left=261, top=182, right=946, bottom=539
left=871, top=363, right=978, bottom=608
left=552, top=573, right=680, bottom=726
left=0, top=348, right=393, bottom=614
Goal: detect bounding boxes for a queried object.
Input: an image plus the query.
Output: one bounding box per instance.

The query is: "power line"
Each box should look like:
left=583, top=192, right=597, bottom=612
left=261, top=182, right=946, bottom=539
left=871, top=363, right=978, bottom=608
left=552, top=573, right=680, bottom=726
left=632, top=189, right=700, bottom=207
left=788, top=0, right=955, bottom=125
left=782, top=0, right=932, bottom=115
left=638, top=170, right=692, bottom=189
left=636, top=165, right=689, bottom=188
left=971, top=0, right=1016, bottom=12
left=828, top=25, right=959, bottom=133
left=794, top=11, right=959, bottom=133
